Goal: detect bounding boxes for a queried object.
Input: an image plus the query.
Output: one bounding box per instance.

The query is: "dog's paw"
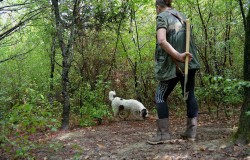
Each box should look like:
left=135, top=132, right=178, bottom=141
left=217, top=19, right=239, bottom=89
left=118, top=110, right=130, bottom=120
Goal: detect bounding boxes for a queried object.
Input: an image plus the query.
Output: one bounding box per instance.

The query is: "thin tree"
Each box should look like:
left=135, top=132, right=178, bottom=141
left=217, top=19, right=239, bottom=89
left=51, top=0, right=80, bottom=130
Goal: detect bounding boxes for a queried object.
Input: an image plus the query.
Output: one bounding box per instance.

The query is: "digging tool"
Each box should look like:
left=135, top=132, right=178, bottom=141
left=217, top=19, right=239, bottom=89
left=183, top=19, right=190, bottom=101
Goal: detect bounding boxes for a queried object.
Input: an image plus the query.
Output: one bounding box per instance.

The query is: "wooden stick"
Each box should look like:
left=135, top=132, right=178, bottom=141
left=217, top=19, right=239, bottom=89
left=184, top=19, right=190, bottom=100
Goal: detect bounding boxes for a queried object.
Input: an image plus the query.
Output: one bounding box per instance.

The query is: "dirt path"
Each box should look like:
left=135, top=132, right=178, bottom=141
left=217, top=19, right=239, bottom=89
left=35, top=115, right=250, bottom=160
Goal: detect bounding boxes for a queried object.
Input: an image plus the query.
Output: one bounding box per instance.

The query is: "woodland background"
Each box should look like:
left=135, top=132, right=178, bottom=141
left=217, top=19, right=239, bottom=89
left=0, top=0, right=250, bottom=158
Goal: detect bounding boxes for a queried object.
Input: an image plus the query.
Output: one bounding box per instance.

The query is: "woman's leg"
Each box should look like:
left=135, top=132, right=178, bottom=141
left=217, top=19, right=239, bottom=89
left=155, top=78, right=179, bottom=119
left=147, top=77, right=179, bottom=144
left=179, top=69, right=199, bottom=140
left=179, top=69, right=199, bottom=118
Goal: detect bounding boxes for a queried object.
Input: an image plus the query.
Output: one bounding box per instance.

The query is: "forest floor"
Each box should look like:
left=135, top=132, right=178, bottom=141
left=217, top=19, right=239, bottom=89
left=30, top=111, right=250, bottom=160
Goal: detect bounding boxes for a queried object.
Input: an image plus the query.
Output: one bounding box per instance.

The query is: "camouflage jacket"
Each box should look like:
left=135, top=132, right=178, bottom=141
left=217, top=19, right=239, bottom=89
left=154, top=9, right=200, bottom=81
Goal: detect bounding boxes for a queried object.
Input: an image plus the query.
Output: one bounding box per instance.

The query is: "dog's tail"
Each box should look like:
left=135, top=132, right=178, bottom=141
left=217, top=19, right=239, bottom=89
left=109, top=91, right=116, bottom=101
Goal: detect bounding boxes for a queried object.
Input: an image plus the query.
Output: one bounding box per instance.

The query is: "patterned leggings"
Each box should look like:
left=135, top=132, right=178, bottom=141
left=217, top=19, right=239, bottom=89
left=155, top=69, right=199, bottom=119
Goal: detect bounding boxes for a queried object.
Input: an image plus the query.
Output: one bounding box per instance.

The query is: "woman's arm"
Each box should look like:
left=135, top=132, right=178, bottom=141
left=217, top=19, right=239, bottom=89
left=157, top=28, right=192, bottom=62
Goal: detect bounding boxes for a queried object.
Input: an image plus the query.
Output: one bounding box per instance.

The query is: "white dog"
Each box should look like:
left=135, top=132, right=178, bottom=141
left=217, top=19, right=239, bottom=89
left=109, top=91, right=148, bottom=120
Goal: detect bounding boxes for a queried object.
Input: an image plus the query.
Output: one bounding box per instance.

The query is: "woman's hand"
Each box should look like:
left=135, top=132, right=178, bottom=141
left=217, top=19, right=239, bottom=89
left=177, top=52, right=193, bottom=63
left=157, top=28, right=193, bottom=63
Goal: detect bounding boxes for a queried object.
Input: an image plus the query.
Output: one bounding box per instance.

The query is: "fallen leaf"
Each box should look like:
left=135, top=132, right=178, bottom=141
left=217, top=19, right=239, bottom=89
left=199, top=146, right=206, bottom=151
left=97, top=143, right=106, bottom=149
left=219, top=145, right=227, bottom=149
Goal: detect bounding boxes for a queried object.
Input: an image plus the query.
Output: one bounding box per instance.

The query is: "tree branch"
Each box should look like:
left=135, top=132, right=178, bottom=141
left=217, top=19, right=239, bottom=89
left=0, top=8, right=43, bottom=41
left=0, top=48, right=33, bottom=63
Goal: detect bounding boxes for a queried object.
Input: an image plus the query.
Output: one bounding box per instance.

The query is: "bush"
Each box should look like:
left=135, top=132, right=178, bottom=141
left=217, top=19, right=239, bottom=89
left=71, top=75, right=112, bottom=127
left=0, top=87, right=60, bottom=159
left=196, top=75, right=250, bottom=118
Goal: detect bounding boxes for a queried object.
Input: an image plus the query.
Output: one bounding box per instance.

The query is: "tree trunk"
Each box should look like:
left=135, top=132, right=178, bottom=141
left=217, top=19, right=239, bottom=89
left=236, top=3, right=250, bottom=144
left=196, top=0, right=214, bottom=74
left=61, top=60, right=71, bottom=130
left=223, top=1, right=233, bottom=68
left=48, top=34, right=56, bottom=105
left=51, top=0, right=79, bottom=130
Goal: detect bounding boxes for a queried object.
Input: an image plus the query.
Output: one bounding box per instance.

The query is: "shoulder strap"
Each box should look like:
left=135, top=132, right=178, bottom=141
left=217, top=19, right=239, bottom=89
left=166, top=10, right=186, bottom=74
left=166, top=10, right=185, bottom=25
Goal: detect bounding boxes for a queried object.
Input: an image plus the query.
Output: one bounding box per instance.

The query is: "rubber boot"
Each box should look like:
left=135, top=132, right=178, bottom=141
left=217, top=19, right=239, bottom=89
left=180, top=117, right=197, bottom=141
left=147, top=118, right=171, bottom=145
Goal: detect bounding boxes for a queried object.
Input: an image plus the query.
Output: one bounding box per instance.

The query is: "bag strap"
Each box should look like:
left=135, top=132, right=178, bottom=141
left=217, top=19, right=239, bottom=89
left=166, top=10, right=185, bottom=25
left=166, top=10, right=186, bottom=74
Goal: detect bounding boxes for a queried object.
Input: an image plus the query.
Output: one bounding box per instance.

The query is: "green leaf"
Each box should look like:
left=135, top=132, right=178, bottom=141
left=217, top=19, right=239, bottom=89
left=51, top=127, right=57, bottom=132
left=246, top=111, right=250, bottom=116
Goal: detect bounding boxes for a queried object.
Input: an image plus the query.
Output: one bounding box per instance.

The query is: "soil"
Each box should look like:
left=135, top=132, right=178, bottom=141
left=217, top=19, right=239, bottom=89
left=33, top=113, right=250, bottom=160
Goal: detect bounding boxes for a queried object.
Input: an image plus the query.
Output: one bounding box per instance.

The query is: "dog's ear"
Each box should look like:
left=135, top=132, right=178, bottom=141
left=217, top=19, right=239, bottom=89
left=141, top=109, right=147, bottom=119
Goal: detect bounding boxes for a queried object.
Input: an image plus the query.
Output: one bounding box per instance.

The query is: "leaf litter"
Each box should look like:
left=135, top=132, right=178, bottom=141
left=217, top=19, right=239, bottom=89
left=30, top=111, right=250, bottom=160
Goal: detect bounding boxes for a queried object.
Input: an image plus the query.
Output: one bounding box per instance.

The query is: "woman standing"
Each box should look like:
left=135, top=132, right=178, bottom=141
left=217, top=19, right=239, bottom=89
left=147, top=0, right=200, bottom=145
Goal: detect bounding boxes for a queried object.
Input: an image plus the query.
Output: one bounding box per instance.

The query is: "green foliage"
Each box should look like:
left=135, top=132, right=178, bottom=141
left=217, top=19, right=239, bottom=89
left=246, top=111, right=250, bottom=116
left=196, top=75, right=249, bottom=117
left=0, top=101, right=60, bottom=159
left=175, top=0, right=244, bottom=77
left=6, top=103, right=59, bottom=133
left=0, top=79, right=60, bottom=158
left=72, top=75, right=112, bottom=127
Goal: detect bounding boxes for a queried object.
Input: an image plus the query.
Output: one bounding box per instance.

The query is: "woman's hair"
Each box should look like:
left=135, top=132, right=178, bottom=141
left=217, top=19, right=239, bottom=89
left=156, top=0, right=172, bottom=7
